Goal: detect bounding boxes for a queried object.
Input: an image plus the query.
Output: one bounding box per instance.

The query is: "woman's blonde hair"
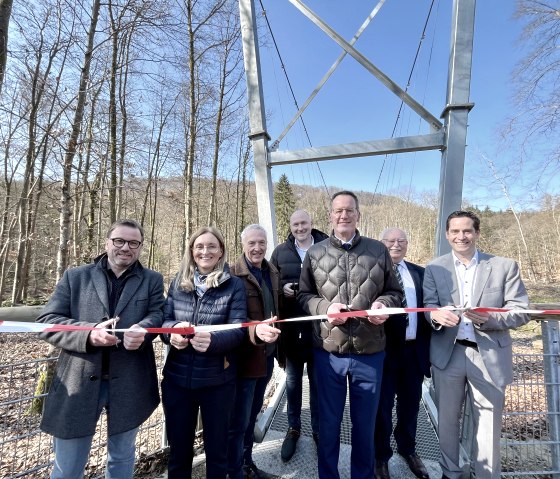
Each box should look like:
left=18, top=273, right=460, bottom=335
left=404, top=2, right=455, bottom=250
left=175, top=226, right=227, bottom=292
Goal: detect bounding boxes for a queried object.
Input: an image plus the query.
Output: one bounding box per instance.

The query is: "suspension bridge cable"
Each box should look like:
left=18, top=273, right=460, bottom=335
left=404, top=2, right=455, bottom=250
left=371, top=0, right=437, bottom=202
left=257, top=0, right=331, bottom=198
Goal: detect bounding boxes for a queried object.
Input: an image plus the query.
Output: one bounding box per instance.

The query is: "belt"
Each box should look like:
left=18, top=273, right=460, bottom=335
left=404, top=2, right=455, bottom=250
left=456, top=339, right=478, bottom=350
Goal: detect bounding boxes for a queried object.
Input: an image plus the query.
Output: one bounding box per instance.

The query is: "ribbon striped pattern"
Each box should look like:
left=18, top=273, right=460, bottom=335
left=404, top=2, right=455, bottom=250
left=0, top=306, right=556, bottom=335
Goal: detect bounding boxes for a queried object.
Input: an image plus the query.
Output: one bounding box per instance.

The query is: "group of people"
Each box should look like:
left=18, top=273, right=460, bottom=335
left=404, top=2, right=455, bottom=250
left=35, top=190, right=530, bottom=479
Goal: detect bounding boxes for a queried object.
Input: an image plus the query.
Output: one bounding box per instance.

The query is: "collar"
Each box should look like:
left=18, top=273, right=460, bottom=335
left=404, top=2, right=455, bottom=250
left=334, top=233, right=356, bottom=246
left=295, top=236, right=314, bottom=251
left=95, top=253, right=140, bottom=277
left=452, top=249, right=479, bottom=268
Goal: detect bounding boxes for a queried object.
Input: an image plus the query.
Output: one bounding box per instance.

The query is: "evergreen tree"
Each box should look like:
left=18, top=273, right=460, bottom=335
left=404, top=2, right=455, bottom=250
left=274, top=174, right=296, bottom=240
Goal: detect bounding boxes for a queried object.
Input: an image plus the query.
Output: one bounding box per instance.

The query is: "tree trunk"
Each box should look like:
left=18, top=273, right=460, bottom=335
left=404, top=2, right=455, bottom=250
left=184, top=0, right=196, bottom=247
left=0, top=0, right=13, bottom=96
left=56, top=0, right=101, bottom=281
left=108, top=0, right=119, bottom=224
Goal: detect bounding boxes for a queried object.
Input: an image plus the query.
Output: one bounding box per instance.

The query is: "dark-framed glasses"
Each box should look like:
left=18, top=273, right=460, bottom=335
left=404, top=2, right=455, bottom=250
left=109, top=238, right=142, bottom=249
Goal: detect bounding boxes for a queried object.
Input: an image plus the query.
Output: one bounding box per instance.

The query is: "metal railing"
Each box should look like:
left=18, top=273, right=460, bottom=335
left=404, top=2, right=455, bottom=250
left=441, top=313, right=560, bottom=478
left=2, top=306, right=560, bottom=478
left=0, top=333, right=168, bottom=479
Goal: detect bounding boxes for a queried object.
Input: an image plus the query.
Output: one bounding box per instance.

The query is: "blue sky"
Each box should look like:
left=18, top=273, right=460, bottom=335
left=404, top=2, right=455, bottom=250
left=254, top=0, right=550, bottom=210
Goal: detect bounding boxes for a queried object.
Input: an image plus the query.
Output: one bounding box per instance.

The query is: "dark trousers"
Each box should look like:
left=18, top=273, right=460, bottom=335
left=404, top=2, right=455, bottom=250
left=227, top=355, right=274, bottom=479
left=314, top=348, right=384, bottom=479
left=374, top=340, right=425, bottom=461
left=285, top=352, right=318, bottom=433
left=162, top=378, right=235, bottom=479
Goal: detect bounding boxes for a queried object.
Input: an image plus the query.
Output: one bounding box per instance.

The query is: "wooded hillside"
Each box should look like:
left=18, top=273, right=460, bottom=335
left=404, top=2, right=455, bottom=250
left=2, top=173, right=559, bottom=304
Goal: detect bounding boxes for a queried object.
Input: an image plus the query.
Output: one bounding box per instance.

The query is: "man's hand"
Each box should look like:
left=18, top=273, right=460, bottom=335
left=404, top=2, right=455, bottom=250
left=367, top=301, right=389, bottom=325
left=89, top=317, right=121, bottom=347
left=123, top=324, right=147, bottom=350
left=283, top=283, right=296, bottom=298
left=463, top=309, right=490, bottom=326
left=326, top=303, right=348, bottom=325
left=430, top=307, right=461, bottom=327
left=256, top=317, right=281, bottom=343
left=170, top=322, right=191, bottom=350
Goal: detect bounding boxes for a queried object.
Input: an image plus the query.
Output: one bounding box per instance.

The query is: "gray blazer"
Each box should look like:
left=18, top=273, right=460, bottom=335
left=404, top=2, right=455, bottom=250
left=36, top=256, right=165, bottom=439
left=423, top=251, right=529, bottom=387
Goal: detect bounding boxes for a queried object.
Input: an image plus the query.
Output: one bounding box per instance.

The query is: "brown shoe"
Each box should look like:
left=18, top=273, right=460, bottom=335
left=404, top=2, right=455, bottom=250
left=402, top=453, right=429, bottom=479
left=374, top=461, right=390, bottom=479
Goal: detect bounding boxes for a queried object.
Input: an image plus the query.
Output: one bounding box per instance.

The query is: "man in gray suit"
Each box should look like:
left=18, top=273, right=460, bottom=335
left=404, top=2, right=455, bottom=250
left=37, top=219, right=165, bottom=479
left=423, top=210, right=529, bottom=479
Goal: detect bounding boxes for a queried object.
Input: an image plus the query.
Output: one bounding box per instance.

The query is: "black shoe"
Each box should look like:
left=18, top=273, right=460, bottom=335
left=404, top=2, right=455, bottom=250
left=312, top=432, right=319, bottom=447
left=375, top=461, right=390, bottom=479
left=243, top=461, right=276, bottom=479
left=280, top=427, right=300, bottom=462
left=402, top=453, right=429, bottom=479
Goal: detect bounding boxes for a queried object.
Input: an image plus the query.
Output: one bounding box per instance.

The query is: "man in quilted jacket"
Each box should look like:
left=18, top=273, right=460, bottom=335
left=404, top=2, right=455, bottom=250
left=298, top=191, right=402, bottom=479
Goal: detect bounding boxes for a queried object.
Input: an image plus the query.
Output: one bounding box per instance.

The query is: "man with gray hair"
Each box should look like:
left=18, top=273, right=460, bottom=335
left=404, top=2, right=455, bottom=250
left=374, top=227, right=431, bottom=479
left=227, top=224, right=281, bottom=479
left=298, top=191, right=402, bottom=479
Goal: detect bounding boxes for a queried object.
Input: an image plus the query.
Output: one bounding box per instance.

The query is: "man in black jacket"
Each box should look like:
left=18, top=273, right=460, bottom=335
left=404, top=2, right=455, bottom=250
left=374, top=228, right=431, bottom=479
left=270, top=210, right=328, bottom=462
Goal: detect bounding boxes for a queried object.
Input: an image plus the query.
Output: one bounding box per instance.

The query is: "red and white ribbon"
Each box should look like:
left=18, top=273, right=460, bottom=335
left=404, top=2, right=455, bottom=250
left=0, top=306, right=555, bottom=335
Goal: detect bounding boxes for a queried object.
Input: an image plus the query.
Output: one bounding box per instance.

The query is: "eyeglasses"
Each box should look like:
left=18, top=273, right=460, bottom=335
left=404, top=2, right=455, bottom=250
left=108, top=238, right=142, bottom=249
left=382, top=239, right=408, bottom=245
left=332, top=208, right=357, bottom=216
left=193, top=244, right=220, bottom=253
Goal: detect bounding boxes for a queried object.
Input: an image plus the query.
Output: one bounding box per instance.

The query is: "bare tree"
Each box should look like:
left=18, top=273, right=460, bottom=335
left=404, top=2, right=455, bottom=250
left=509, top=1, right=560, bottom=182
left=0, top=0, right=13, bottom=96
left=56, top=0, right=101, bottom=281
left=207, top=4, right=243, bottom=225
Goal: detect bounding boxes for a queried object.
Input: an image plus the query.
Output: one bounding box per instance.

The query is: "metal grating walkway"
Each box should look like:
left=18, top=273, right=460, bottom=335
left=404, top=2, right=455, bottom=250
left=249, top=369, right=443, bottom=479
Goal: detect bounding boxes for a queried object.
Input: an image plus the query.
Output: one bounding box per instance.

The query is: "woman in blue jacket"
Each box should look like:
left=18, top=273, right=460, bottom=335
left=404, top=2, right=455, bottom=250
left=162, top=226, right=247, bottom=479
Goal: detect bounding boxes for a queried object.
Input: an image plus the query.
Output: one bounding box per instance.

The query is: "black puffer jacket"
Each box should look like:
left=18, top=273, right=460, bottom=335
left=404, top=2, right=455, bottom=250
left=270, top=229, right=328, bottom=363
left=298, top=231, right=402, bottom=354
left=162, top=267, right=246, bottom=389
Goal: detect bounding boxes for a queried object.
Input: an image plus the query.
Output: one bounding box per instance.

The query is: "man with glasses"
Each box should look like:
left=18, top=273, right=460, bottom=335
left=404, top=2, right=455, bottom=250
left=298, top=191, right=402, bottom=479
left=36, top=219, right=165, bottom=479
left=374, top=228, right=431, bottom=479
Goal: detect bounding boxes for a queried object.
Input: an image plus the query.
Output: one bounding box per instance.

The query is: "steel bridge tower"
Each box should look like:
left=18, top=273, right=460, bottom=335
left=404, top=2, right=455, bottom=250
left=238, top=0, right=476, bottom=255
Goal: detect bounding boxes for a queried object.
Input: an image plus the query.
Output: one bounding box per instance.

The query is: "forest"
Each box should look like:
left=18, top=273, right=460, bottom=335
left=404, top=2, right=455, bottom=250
left=0, top=0, right=559, bottom=305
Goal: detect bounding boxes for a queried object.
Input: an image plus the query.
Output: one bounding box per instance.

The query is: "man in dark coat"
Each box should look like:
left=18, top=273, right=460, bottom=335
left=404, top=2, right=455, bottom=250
left=374, top=228, right=431, bottom=479
left=270, top=210, right=327, bottom=461
left=36, top=219, right=165, bottom=479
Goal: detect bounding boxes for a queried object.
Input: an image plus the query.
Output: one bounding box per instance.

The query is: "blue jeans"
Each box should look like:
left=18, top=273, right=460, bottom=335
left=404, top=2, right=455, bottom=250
left=314, top=348, right=384, bottom=479
left=285, top=354, right=318, bottom=433
left=227, top=355, right=274, bottom=479
left=50, top=381, right=138, bottom=479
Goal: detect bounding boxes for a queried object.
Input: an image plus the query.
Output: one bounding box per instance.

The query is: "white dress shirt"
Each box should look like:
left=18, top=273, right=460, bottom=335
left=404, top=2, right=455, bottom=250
left=452, top=250, right=479, bottom=343
left=396, top=261, right=418, bottom=341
